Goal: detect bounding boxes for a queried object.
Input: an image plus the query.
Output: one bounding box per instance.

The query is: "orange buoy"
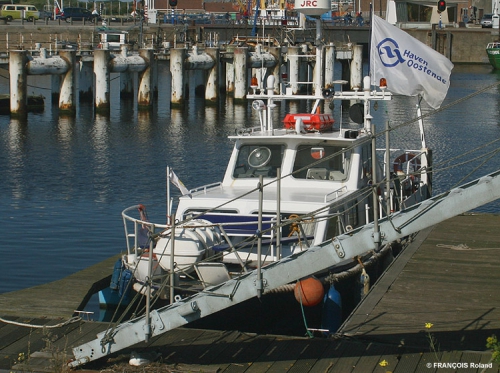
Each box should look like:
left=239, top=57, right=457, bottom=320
left=294, top=277, right=325, bottom=307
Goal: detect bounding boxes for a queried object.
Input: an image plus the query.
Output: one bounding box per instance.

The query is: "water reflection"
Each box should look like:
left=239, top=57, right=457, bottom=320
left=0, top=65, right=499, bottom=294
left=6, top=118, right=28, bottom=200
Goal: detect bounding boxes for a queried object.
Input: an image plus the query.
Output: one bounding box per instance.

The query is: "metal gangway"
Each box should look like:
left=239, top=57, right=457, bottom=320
left=70, top=170, right=500, bottom=367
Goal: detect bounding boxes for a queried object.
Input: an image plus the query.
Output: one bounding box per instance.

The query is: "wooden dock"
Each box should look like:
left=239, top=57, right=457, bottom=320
left=1, top=214, right=500, bottom=372
left=0, top=254, right=119, bottom=319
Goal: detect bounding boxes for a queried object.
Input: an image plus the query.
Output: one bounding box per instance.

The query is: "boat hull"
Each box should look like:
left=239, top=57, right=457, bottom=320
left=486, top=46, right=500, bottom=69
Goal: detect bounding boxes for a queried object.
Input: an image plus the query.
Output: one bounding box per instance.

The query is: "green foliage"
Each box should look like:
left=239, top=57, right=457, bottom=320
left=486, top=335, right=500, bottom=363
left=425, top=323, right=440, bottom=361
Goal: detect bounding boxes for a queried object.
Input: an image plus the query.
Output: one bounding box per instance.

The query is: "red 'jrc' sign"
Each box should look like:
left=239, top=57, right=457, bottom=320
left=298, top=0, right=318, bottom=6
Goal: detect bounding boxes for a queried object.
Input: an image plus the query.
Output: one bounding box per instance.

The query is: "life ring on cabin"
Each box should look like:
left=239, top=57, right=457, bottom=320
left=393, top=153, right=421, bottom=174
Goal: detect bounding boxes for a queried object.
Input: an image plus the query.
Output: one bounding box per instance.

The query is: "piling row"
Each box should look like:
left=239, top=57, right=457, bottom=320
left=5, top=43, right=362, bottom=115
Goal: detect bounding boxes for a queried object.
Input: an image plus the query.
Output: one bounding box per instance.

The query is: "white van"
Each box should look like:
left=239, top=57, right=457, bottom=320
left=0, top=4, right=40, bottom=21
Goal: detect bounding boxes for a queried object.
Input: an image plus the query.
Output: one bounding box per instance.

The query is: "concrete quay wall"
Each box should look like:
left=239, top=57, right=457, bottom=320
left=0, top=23, right=496, bottom=64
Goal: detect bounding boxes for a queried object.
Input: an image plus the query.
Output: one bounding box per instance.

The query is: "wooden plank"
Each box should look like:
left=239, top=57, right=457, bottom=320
left=414, top=352, right=439, bottom=373
left=286, top=338, right=331, bottom=373
left=156, top=328, right=219, bottom=363
left=435, top=350, right=464, bottom=373
left=339, top=229, right=432, bottom=336
left=149, top=327, right=210, bottom=349
left=173, top=328, right=234, bottom=365
left=339, top=214, right=500, bottom=355
left=0, top=255, right=119, bottom=319
left=218, top=335, right=275, bottom=373
left=204, top=332, right=268, bottom=372
left=309, top=339, right=349, bottom=372
left=477, top=353, right=499, bottom=373
left=393, top=352, right=423, bottom=373
left=264, top=338, right=312, bottom=371
left=326, top=339, right=366, bottom=372
left=0, top=317, right=49, bottom=350
left=50, top=321, right=107, bottom=350
left=2, top=319, right=61, bottom=354
left=244, top=337, right=294, bottom=373
left=6, top=321, right=106, bottom=373
left=183, top=330, right=242, bottom=371
left=2, top=319, right=60, bottom=373
left=460, top=351, right=485, bottom=373
left=376, top=344, right=408, bottom=373
left=350, top=342, right=387, bottom=373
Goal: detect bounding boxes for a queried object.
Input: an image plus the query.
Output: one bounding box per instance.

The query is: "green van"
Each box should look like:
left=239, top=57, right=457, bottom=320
left=0, top=4, right=40, bottom=21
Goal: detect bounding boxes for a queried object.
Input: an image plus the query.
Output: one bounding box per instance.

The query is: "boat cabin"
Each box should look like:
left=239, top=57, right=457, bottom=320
left=97, top=30, right=129, bottom=50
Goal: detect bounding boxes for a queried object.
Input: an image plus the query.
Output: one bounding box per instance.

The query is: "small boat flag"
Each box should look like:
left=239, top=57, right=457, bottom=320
left=169, top=169, right=192, bottom=198
left=370, top=15, right=454, bottom=109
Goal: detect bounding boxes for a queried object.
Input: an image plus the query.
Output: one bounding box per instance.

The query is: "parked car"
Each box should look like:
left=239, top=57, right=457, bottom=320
left=0, top=4, right=40, bottom=21
left=59, top=7, right=100, bottom=23
left=481, top=13, right=493, bottom=28
left=39, top=10, right=53, bottom=20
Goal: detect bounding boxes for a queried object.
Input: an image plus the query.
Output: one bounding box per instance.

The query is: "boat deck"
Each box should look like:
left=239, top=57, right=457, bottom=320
left=1, top=214, right=500, bottom=372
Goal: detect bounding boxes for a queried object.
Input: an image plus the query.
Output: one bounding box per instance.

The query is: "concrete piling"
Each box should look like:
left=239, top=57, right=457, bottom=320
left=59, top=50, right=77, bottom=114
left=9, top=50, right=28, bottom=115
left=138, top=49, right=154, bottom=108
left=233, top=47, right=248, bottom=101
left=94, top=49, right=111, bottom=112
left=3, top=41, right=362, bottom=115
left=170, top=48, right=186, bottom=106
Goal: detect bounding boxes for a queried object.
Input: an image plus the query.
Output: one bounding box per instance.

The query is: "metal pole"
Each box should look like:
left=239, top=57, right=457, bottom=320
left=256, top=175, right=263, bottom=298
left=385, top=120, right=391, bottom=213
left=170, top=222, right=176, bottom=303
left=370, top=116, right=380, bottom=248
left=276, top=168, right=281, bottom=260
left=166, top=166, right=171, bottom=225
left=145, top=232, right=153, bottom=342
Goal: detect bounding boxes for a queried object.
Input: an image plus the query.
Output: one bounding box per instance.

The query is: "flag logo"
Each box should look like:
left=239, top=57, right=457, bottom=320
left=376, top=38, right=405, bottom=67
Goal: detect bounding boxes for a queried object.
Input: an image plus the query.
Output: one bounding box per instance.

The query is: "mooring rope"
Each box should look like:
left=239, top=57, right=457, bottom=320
left=0, top=315, right=82, bottom=328
left=436, top=244, right=500, bottom=251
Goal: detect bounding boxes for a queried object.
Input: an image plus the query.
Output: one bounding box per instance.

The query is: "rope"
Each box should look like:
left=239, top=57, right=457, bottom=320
left=0, top=315, right=81, bottom=328
left=295, top=280, right=314, bottom=338
left=436, top=244, right=500, bottom=251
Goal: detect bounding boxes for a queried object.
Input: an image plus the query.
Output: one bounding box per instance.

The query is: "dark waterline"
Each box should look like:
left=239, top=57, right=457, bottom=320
left=0, top=63, right=499, bottom=295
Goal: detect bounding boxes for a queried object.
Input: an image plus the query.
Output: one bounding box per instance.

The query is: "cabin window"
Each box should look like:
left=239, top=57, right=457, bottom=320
left=292, top=145, right=349, bottom=180
left=107, top=35, right=121, bottom=43
left=233, top=144, right=285, bottom=178
left=182, top=209, right=239, bottom=221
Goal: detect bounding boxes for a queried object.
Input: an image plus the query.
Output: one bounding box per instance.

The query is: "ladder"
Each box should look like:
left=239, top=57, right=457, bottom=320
left=70, top=170, right=500, bottom=368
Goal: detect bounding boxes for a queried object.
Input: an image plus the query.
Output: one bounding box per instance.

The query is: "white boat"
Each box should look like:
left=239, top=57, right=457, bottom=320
left=103, top=54, right=432, bottom=317
left=70, top=17, right=500, bottom=368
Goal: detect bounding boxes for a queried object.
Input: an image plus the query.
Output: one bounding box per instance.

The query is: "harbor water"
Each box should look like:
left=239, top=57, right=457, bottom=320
left=0, top=63, right=499, bottom=296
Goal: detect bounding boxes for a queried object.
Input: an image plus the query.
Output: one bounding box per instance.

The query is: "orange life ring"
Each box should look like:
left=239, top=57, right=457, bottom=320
left=393, top=153, right=420, bottom=174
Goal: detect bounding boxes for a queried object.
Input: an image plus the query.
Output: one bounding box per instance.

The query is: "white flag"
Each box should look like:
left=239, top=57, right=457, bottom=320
left=169, top=169, right=192, bottom=198
left=370, top=15, right=454, bottom=109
